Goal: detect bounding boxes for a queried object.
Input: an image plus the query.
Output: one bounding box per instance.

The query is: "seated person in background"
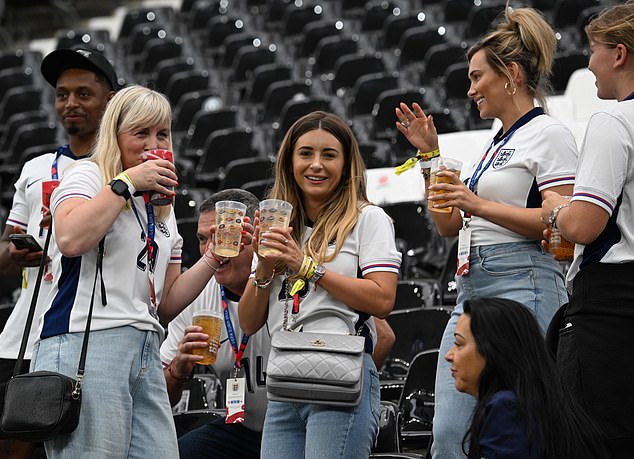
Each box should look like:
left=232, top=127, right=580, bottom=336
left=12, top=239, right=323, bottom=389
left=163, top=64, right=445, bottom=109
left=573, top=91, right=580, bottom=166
left=446, top=297, right=608, bottom=459
left=161, top=189, right=268, bottom=459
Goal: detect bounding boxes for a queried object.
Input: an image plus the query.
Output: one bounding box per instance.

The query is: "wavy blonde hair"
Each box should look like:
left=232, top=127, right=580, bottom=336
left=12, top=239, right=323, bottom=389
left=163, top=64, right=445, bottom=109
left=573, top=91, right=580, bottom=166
left=586, top=1, right=634, bottom=52
left=467, top=5, right=556, bottom=108
left=92, top=85, right=173, bottom=220
left=269, top=111, right=369, bottom=263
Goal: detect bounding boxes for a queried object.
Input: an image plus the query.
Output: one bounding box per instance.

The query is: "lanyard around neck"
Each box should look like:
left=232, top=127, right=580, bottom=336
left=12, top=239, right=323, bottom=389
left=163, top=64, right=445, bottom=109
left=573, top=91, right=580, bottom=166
left=220, top=285, right=249, bottom=369
left=130, top=195, right=159, bottom=319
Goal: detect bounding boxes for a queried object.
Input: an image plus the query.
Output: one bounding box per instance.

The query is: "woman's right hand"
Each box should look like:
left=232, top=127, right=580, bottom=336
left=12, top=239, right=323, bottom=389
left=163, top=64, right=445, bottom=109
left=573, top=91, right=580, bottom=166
left=395, top=102, right=439, bottom=153
left=125, top=159, right=178, bottom=195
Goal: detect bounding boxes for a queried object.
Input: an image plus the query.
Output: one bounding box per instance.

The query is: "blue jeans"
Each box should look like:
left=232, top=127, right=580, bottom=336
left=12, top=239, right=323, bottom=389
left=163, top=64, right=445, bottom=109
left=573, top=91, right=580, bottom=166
left=431, top=242, right=567, bottom=458
left=32, top=326, right=178, bottom=459
left=178, top=418, right=262, bottom=459
left=260, top=353, right=380, bottom=459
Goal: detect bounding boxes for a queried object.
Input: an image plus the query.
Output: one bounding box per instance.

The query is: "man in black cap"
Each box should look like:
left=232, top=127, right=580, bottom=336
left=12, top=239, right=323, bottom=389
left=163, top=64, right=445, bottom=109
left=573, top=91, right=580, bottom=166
left=0, top=47, right=117, bottom=459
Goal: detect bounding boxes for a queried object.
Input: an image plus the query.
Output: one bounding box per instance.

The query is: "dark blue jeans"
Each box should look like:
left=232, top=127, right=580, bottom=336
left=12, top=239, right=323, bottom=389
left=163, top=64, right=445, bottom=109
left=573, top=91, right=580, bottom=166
left=178, top=417, right=262, bottom=459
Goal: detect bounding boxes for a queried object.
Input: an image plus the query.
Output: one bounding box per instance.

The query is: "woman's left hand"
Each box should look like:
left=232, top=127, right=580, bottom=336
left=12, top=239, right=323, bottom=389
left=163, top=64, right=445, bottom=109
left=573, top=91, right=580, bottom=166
left=427, top=170, right=483, bottom=214
left=259, top=227, right=303, bottom=273
left=540, top=190, right=569, bottom=225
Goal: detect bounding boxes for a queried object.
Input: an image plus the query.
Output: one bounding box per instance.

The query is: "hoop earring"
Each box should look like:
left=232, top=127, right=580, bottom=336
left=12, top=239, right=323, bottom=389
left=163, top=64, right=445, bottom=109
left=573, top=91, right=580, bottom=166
left=505, top=81, right=517, bottom=96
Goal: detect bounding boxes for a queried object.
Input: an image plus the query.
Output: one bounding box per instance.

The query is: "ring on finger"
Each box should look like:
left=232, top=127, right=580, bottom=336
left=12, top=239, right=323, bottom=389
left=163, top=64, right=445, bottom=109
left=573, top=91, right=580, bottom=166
left=282, top=238, right=288, bottom=245
left=400, top=119, right=410, bottom=128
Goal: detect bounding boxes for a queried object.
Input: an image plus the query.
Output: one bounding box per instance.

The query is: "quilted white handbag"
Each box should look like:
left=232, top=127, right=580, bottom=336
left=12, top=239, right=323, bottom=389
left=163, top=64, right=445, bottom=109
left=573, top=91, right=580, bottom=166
left=266, top=308, right=366, bottom=407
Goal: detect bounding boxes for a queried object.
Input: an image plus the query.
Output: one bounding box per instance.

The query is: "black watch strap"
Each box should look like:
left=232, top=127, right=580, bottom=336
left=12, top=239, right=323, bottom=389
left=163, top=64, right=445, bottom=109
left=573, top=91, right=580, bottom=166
left=109, top=179, right=131, bottom=200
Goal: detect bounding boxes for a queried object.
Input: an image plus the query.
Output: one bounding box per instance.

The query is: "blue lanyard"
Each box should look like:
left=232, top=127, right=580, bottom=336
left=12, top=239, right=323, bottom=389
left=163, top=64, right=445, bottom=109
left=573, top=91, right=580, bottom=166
left=220, top=286, right=249, bottom=368
left=468, top=107, right=544, bottom=193
left=51, top=144, right=78, bottom=179
left=623, top=91, right=634, bottom=102
left=130, top=196, right=159, bottom=317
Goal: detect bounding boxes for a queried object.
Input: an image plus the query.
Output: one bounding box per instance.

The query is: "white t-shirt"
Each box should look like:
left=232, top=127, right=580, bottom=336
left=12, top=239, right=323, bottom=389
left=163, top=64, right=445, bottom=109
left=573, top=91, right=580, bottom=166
left=0, top=148, right=84, bottom=359
left=258, top=205, right=401, bottom=343
left=567, top=100, right=634, bottom=282
left=38, top=161, right=182, bottom=339
left=463, top=110, right=578, bottom=247
left=160, top=278, right=270, bottom=432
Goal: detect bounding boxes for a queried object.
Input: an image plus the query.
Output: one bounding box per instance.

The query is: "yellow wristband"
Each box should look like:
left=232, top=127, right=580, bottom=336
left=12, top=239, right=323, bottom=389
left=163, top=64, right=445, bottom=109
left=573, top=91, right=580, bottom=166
left=395, top=148, right=440, bottom=175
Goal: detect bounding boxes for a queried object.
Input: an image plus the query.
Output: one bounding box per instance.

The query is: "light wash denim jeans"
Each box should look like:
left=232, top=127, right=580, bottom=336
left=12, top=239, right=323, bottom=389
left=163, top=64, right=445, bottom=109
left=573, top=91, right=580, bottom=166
left=32, top=326, right=178, bottom=459
left=260, top=352, right=380, bottom=459
left=431, top=241, right=567, bottom=458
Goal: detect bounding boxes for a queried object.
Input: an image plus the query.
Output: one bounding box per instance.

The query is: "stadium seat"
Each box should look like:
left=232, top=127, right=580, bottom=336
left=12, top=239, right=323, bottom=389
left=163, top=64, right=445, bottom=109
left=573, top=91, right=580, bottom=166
left=165, top=69, right=210, bottom=106
left=422, top=43, right=467, bottom=83
left=197, top=127, right=255, bottom=174
left=0, top=86, right=42, bottom=125
left=245, top=63, right=292, bottom=103
left=361, top=1, right=399, bottom=31
left=181, top=107, right=239, bottom=158
left=349, top=72, right=399, bottom=116
left=232, top=45, right=277, bottom=82
left=372, top=87, right=427, bottom=141
left=333, top=53, right=386, bottom=91
left=172, top=89, right=220, bottom=134
left=552, top=51, right=589, bottom=94
left=301, top=20, right=342, bottom=58
left=153, top=56, right=197, bottom=93
left=0, top=68, right=35, bottom=106
left=313, top=35, right=359, bottom=73
left=465, top=3, right=506, bottom=39
left=282, top=3, right=324, bottom=36
left=381, top=13, right=427, bottom=49
left=397, top=26, right=447, bottom=67
left=261, top=80, right=312, bottom=122
left=219, top=156, right=276, bottom=190
left=136, top=36, right=184, bottom=76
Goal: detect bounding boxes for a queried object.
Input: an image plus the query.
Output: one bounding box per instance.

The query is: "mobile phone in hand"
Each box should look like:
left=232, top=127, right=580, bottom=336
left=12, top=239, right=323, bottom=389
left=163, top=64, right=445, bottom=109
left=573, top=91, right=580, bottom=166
left=9, top=234, right=43, bottom=252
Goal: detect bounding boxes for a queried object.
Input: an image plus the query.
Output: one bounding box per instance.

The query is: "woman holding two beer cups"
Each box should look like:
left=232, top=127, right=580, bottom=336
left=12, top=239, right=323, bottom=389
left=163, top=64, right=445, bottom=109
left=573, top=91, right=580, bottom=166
left=394, top=6, right=577, bottom=457
left=239, top=111, right=401, bottom=458
left=31, top=86, right=251, bottom=458
left=541, top=3, right=634, bottom=456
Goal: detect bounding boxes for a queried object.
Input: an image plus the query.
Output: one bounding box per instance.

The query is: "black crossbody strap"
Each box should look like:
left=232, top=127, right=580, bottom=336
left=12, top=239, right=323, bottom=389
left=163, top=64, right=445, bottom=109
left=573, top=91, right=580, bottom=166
left=77, top=238, right=105, bottom=378
left=13, top=226, right=54, bottom=376
left=12, top=222, right=105, bottom=378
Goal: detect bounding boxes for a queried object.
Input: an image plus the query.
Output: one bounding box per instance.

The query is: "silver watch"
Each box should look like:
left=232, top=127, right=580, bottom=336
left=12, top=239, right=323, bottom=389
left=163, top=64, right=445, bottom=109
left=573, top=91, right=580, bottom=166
left=312, top=264, right=326, bottom=283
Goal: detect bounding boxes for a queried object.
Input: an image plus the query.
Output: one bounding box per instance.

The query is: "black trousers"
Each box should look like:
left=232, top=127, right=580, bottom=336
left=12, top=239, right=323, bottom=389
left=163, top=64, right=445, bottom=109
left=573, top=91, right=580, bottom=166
left=560, top=262, right=634, bottom=458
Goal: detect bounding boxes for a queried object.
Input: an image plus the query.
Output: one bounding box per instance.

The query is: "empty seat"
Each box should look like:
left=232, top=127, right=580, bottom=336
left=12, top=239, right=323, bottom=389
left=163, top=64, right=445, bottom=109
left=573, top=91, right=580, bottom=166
left=333, top=53, right=386, bottom=91
left=275, top=97, right=331, bottom=145
left=119, top=6, right=174, bottom=39
left=313, top=35, right=358, bottom=73
left=232, top=45, right=277, bottom=82
left=219, top=156, right=276, bottom=190
left=466, top=4, right=506, bottom=39
left=0, top=68, right=34, bottom=106
left=222, top=33, right=258, bottom=68
left=552, top=51, right=589, bottom=93
left=6, top=122, right=58, bottom=163
left=172, top=89, right=220, bottom=133
left=165, top=69, right=210, bottom=106
left=261, top=80, right=312, bottom=122
left=422, top=43, right=467, bottom=82
left=136, top=37, right=184, bottom=75
left=282, top=4, right=324, bottom=36
left=245, top=63, right=292, bottom=103
left=427, top=108, right=458, bottom=134
left=397, top=26, right=447, bottom=66
left=372, top=88, right=427, bottom=140
left=153, top=56, right=196, bottom=93
left=241, top=178, right=274, bottom=200
left=301, top=20, right=341, bottom=57
left=0, top=110, right=49, bottom=154
left=443, top=0, right=475, bottom=22
left=394, top=280, right=440, bottom=312
left=196, top=127, right=255, bottom=175
left=182, top=107, right=239, bottom=158
left=381, top=13, right=426, bottom=49
left=444, top=62, right=469, bottom=101
left=127, top=23, right=171, bottom=57
left=361, top=1, right=399, bottom=31
left=56, top=29, right=111, bottom=53
left=349, top=72, right=399, bottom=116
left=204, top=14, right=246, bottom=49
left=0, top=86, right=42, bottom=124
left=186, top=0, right=226, bottom=31
left=553, top=0, right=600, bottom=28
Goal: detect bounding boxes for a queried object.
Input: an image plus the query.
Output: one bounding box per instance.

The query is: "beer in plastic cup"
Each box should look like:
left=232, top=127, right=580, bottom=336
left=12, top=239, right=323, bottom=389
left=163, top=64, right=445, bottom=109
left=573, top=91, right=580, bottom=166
left=258, top=199, right=292, bottom=257
left=429, top=157, right=462, bottom=213
left=214, top=200, right=247, bottom=258
left=549, top=227, right=575, bottom=259
left=192, top=310, right=223, bottom=365
left=143, top=149, right=174, bottom=206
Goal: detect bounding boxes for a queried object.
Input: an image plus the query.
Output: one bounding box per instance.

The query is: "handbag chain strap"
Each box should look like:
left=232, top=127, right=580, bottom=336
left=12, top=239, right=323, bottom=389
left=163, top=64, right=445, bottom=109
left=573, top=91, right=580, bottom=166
left=281, top=271, right=365, bottom=336
left=13, top=220, right=106, bottom=397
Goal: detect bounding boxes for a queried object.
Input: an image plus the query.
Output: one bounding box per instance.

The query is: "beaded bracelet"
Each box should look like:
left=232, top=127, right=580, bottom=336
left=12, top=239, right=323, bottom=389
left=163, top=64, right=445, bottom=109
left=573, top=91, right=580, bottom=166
left=202, top=254, right=218, bottom=273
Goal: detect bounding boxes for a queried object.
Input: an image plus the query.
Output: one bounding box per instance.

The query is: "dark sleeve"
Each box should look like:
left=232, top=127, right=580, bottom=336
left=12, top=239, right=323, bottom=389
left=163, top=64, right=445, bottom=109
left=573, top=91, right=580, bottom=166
left=478, top=392, right=540, bottom=459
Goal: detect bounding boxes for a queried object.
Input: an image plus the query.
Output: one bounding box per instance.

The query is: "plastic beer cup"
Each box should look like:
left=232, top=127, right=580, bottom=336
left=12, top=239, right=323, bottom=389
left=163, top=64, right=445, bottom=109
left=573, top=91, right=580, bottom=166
left=214, top=200, right=247, bottom=258
left=192, top=310, right=223, bottom=365
left=258, top=199, right=292, bottom=257
left=429, top=157, right=462, bottom=213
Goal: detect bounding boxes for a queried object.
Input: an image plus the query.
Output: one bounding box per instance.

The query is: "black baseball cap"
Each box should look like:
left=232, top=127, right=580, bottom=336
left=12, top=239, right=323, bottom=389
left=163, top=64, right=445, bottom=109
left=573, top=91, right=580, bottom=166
left=41, top=47, right=119, bottom=91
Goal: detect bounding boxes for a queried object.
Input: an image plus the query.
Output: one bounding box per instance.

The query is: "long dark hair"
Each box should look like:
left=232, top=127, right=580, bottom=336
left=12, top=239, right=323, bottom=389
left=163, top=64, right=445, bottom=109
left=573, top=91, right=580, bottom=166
left=464, top=298, right=608, bottom=459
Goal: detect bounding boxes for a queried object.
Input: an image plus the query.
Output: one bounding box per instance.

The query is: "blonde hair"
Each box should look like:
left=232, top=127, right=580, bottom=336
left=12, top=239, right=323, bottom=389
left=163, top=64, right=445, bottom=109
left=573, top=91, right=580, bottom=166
left=586, top=1, right=634, bottom=52
left=92, top=85, right=173, bottom=220
left=467, top=5, right=556, bottom=108
left=269, top=111, right=369, bottom=263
